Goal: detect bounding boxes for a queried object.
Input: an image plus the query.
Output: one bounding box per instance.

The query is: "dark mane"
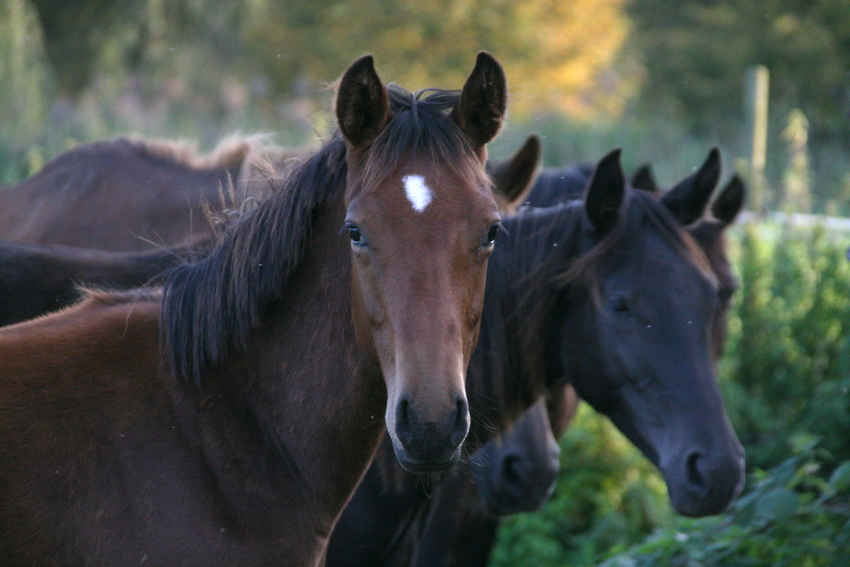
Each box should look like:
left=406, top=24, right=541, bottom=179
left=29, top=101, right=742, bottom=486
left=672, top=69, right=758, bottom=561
left=162, top=86, right=488, bottom=384
left=556, top=189, right=713, bottom=291
left=465, top=202, right=587, bottom=440
left=161, top=136, right=349, bottom=383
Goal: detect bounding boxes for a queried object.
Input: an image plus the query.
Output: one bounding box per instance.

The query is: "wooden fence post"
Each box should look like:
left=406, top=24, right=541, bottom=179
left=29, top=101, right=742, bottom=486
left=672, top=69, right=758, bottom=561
left=745, top=65, right=769, bottom=213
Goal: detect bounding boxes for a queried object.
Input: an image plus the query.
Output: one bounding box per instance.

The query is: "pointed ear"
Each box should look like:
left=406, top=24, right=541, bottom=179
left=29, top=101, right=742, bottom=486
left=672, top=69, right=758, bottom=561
left=630, top=164, right=658, bottom=192
left=661, top=147, right=721, bottom=225
left=711, top=174, right=746, bottom=225
left=584, top=149, right=625, bottom=235
left=451, top=52, right=508, bottom=148
left=488, top=135, right=541, bottom=210
left=336, top=55, right=390, bottom=148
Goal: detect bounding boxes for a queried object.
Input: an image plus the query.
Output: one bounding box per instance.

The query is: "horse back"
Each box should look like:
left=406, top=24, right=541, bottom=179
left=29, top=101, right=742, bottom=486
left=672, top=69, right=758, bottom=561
left=0, top=138, right=244, bottom=251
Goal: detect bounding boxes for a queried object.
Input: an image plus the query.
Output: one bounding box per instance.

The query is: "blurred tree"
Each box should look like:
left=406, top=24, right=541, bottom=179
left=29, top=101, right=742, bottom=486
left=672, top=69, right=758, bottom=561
left=0, top=0, right=52, bottom=176
left=23, top=0, right=631, bottom=115
left=628, top=0, right=850, bottom=140
left=243, top=0, right=632, bottom=115
left=28, top=0, right=129, bottom=95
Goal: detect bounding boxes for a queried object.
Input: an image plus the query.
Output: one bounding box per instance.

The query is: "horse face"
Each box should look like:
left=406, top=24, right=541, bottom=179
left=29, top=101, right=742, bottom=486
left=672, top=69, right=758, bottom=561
left=337, top=53, right=507, bottom=473
left=559, top=151, right=745, bottom=517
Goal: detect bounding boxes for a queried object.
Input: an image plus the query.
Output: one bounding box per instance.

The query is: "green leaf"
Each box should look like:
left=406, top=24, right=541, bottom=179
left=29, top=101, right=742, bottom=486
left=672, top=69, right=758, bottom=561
left=828, top=462, right=850, bottom=494
left=755, top=488, right=799, bottom=522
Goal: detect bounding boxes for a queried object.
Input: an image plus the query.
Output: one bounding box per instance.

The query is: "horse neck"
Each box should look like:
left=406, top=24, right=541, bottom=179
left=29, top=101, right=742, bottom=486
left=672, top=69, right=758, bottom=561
left=465, top=203, right=584, bottom=448
left=170, top=185, right=386, bottom=549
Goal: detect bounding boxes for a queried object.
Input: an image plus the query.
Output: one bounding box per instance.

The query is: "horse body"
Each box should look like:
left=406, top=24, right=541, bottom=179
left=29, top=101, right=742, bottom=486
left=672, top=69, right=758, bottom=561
left=0, top=53, right=509, bottom=566
left=0, top=137, right=252, bottom=251
left=0, top=239, right=210, bottom=326
left=0, top=171, right=376, bottom=567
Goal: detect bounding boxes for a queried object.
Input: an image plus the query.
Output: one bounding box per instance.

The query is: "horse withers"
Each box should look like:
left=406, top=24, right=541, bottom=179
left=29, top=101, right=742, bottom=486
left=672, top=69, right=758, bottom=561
left=0, top=52, right=513, bottom=566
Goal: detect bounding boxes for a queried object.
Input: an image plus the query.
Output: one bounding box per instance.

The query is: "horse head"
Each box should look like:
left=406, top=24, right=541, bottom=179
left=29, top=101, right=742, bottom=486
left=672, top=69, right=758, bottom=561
left=555, top=149, right=745, bottom=516
left=337, top=53, right=511, bottom=472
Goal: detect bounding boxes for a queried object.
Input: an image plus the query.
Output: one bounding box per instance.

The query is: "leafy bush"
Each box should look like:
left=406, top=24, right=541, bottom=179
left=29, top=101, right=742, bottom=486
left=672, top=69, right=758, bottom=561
left=599, top=443, right=850, bottom=567
left=722, top=221, right=850, bottom=471
left=489, top=406, right=670, bottom=567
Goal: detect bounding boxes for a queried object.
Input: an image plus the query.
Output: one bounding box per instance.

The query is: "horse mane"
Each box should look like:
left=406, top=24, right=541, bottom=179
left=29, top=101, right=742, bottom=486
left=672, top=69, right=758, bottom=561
left=507, top=190, right=714, bottom=397
left=162, top=85, right=487, bottom=384
left=81, top=287, right=164, bottom=306
left=555, top=189, right=714, bottom=292
left=465, top=202, right=587, bottom=433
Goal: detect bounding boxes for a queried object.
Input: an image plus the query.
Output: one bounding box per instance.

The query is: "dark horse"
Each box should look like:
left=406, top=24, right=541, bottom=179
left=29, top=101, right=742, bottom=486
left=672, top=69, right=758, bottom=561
left=326, top=148, right=746, bottom=566
left=0, top=238, right=212, bottom=326
left=0, top=135, right=265, bottom=251
left=0, top=52, right=513, bottom=566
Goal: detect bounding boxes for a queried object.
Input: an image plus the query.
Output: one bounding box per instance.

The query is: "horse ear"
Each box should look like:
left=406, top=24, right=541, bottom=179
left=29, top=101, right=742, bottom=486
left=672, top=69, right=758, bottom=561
left=631, top=164, right=658, bottom=192
left=584, top=148, right=625, bottom=235
left=661, top=147, right=721, bottom=225
left=336, top=55, right=390, bottom=148
left=451, top=52, right=508, bottom=148
left=711, top=174, right=746, bottom=225
left=487, top=134, right=541, bottom=210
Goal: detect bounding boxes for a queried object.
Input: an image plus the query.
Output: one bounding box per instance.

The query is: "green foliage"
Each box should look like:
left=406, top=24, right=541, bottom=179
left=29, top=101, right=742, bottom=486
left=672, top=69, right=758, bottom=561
left=722, top=221, right=850, bottom=470
left=626, top=0, right=850, bottom=213
left=628, top=0, right=850, bottom=135
left=599, top=443, right=850, bottom=567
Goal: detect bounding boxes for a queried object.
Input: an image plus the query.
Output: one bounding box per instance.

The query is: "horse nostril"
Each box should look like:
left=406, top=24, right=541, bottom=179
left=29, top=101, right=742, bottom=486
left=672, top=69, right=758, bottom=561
left=686, top=452, right=705, bottom=489
left=395, top=398, right=412, bottom=445
left=451, top=396, right=469, bottom=446
left=501, top=455, right=522, bottom=485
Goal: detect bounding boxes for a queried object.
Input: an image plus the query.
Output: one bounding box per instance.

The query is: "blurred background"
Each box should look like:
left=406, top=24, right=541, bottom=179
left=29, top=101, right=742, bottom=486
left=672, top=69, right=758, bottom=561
left=2, top=0, right=849, bottom=564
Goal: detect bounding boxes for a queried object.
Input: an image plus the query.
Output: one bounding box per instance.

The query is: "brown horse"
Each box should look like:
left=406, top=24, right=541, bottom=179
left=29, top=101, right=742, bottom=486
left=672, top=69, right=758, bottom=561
left=0, top=135, right=272, bottom=251
left=326, top=148, right=745, bottom=567
left=0, top=52, right=513, bottom=566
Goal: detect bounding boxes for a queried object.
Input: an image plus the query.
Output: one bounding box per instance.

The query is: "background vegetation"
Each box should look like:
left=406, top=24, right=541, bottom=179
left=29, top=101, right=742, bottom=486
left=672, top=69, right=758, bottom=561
left=2, top=0, right=849, bottom=564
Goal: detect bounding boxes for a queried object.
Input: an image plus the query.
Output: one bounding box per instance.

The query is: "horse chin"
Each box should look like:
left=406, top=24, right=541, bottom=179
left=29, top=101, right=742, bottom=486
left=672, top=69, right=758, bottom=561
left=393, top=445, right=461, bottom=474
left=482, top=482, right=557, bottom=516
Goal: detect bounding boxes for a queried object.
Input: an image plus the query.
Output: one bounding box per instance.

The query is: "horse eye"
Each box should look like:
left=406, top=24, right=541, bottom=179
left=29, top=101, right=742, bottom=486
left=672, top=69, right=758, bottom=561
left=611, top=294, right=630, bottom=313
left=482, top=223, right=501, bottom=247
left=347, top=224, right=367, bottom=247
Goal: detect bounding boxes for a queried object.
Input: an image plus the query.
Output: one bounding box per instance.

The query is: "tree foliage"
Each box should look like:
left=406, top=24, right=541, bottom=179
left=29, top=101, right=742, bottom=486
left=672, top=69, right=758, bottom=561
left=20, top=0, right=629, bottom=115
left=600, top=444, right=850, bottom=567
left=628, top=0, right=850, bottom=140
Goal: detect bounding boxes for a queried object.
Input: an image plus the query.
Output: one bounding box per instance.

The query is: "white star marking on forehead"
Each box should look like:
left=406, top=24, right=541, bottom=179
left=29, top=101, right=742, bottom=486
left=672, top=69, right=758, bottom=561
left=402, top=174, right=433, bottom=213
